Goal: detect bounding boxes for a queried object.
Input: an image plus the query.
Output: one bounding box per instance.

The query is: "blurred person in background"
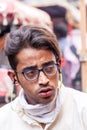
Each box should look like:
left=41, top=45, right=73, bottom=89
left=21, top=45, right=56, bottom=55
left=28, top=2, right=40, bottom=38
left=0, top=25, right=87, bottom=130
left=54, top=23, right=81, bottom=90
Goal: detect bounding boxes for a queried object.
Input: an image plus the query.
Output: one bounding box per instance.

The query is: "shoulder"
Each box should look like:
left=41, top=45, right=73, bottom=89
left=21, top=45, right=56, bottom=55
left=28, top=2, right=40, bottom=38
left=61, top=86, right=87, bottom=108
left=0, top=103, right=13, bottom=127
left=0, top=102, right=12, bottom=114
left=0, top=98, right=19, bottom=124
left=62, top=86, right=87, bottom=98
left=58, top=86, right=87, bottom=129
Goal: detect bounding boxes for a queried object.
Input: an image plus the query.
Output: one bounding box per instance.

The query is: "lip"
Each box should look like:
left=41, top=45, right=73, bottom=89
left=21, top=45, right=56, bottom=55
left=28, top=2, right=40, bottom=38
left=38, top=88, right=54, bottom=98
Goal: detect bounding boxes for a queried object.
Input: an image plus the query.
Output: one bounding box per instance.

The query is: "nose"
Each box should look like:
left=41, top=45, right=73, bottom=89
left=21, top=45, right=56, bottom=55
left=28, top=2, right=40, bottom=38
left=38, top=71, right=49, bottom=85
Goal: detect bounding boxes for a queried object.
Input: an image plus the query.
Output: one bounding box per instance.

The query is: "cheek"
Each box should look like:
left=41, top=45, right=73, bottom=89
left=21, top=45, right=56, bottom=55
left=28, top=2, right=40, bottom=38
left=17, top=75, right=38, bottom=92
left=16, top=74, right=27, bottom=88
left=54, top=75, right=59, bottom=86
left=50, top=73, right=59, bottom=87
left=17, top=74, right=25, bottom=84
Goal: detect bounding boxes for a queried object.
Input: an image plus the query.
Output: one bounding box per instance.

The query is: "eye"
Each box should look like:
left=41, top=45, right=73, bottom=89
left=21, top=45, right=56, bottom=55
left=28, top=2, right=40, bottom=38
left=25, top=69, right=38, bottom=79
left=44, top=65, right=56, bottom=74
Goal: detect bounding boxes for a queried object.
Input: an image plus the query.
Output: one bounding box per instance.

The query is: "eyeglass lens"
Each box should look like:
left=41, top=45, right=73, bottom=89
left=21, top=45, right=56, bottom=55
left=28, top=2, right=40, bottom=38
left=22, top=62, right=58, bottom=81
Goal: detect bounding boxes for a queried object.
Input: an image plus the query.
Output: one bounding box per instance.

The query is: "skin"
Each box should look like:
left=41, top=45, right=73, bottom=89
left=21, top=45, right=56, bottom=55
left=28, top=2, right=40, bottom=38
left=8, top=48, right=59, bottom=105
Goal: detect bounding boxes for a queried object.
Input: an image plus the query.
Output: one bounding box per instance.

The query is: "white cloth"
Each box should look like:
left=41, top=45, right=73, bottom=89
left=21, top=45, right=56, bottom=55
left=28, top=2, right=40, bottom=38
left=0, top=85, right=87, bottom=130
left=18, top=88, right=62, bottom=123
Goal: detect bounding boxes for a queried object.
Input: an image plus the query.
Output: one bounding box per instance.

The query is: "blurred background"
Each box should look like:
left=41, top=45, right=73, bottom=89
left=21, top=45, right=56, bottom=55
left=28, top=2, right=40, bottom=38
left=0, top=0, right=87, bottom=106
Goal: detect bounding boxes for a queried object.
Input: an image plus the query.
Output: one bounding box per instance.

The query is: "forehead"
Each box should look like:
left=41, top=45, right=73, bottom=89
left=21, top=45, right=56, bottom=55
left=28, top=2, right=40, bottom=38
left=16, top=48, right=56, bottom=70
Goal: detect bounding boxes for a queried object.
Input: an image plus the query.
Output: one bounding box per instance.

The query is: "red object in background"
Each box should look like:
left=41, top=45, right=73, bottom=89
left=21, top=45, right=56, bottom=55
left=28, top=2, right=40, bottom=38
left=0, top=0, right=15, bottom=25
left=0, top=68, right=13, bottom=98
left=61, top=57, right=66, bottom=67
left=0, top=68, right=8, bottom=97
left=0, top=0, right=52, bottom=28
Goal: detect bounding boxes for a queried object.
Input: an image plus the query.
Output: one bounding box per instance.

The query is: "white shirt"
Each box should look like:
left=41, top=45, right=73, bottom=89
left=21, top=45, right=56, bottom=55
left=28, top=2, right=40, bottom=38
left=0, top=86, right=87, bottom=130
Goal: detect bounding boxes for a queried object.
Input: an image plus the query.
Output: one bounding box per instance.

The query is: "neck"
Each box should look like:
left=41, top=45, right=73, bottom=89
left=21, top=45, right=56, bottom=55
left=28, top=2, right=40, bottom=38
left=40, top=123, right=46, bottom=129
left=19, top=88, right=62, bottom=124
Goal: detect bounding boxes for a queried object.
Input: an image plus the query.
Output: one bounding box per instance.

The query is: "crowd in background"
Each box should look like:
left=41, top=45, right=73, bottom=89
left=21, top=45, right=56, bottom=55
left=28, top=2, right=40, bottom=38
left=0, top=0, right=82, bottom=105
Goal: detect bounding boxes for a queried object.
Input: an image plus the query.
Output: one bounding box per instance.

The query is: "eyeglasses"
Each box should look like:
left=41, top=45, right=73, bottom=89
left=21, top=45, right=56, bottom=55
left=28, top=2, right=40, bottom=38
left=16, top=62, right=59, bottom=81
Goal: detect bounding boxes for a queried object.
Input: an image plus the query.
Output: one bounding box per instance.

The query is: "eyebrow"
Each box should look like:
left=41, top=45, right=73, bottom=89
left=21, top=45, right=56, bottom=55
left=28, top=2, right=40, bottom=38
left=42, top=61, right=55, bottom=67
left=22, top=66, right=37, bottom=73
left=22, top=61, right=55, bottom=72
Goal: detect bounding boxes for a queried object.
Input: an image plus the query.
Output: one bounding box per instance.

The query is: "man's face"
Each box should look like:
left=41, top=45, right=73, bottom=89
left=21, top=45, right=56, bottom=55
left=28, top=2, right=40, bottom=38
left=16, top=48, right=59, bottom=105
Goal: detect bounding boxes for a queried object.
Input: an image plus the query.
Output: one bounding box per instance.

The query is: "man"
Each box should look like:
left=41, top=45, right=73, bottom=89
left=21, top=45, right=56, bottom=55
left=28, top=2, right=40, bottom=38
left=0, top=25, right=87, bottom=130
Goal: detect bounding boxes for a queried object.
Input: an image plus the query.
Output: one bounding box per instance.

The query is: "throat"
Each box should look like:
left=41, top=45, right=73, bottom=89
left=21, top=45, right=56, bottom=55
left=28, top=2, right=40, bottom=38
left=40, top=123, right=46, bottom=129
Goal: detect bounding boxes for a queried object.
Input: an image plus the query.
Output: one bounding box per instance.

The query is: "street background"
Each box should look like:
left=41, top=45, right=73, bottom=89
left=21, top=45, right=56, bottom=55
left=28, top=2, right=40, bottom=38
left=0, top=0, right=87, bottom=106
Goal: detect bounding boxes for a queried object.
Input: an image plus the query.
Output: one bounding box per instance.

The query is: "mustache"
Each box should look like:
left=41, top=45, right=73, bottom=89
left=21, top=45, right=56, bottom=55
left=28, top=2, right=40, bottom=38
left=37, top=85, right=54, bottom=93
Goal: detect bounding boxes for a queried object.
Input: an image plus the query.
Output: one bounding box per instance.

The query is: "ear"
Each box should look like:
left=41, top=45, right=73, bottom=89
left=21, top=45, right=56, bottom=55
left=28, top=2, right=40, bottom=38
left=56, top=61, right=62, bottom=74
left=56, top=57, right=61, bottom=68
left=8, top=70, right=17, bottom=82
left=8, top=70, right=21, bottom=96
